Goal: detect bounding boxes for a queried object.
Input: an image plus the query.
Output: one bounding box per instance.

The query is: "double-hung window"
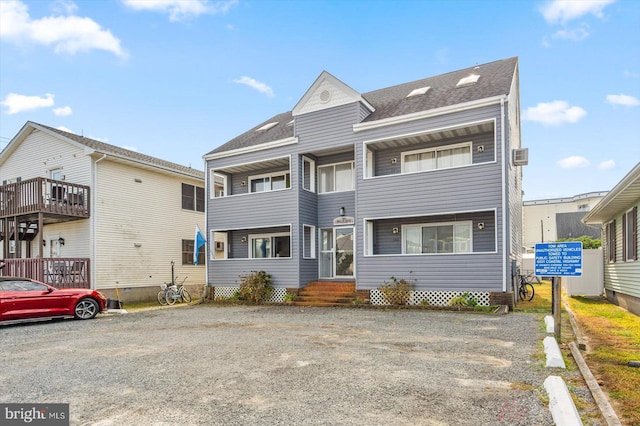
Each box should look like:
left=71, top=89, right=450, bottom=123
left=249, top=171, right=290, bottom=193
left=182, top=239, right=205, bottom=265
left=623, top=207, right=638, bottom=261
left=606, top=220, right=616, bottom=263
left=250, top=233, right=291, bottom=258
left=182, top=183, right=205, bottom=212
left=403, top=221, right=472, bottom=254
left=318, top=161, right=354, bottom=193
left=402, top=142, right=472, bottom=174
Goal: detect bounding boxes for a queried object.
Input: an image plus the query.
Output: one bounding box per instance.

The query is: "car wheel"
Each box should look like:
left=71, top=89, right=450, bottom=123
left=74, top=298, right=99, bottom=320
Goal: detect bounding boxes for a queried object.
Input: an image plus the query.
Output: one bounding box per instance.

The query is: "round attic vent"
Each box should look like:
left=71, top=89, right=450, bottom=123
left=319, top=90, right=331, bottom=103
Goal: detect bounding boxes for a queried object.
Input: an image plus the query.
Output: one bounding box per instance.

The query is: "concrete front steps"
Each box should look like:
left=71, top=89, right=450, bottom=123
left=293, top=282, right=358, bottom=307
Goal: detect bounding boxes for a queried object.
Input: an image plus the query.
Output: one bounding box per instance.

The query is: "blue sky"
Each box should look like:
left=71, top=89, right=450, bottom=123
left=1, top=0, right=638, bottom=201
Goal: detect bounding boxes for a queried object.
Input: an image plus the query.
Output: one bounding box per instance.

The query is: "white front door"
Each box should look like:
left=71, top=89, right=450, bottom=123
left=319, top=227, right=354, bottom=279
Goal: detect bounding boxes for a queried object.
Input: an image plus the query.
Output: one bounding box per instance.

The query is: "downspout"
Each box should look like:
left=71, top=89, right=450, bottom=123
left=92, top=154, right=107, bottom=290
left=500, top=97, right=508, bottom=292
left=203, top=156, right=209, bottom=298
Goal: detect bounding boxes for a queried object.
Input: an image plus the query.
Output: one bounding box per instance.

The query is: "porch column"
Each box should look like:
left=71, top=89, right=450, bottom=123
left=38, top=212, right=44, bottom=259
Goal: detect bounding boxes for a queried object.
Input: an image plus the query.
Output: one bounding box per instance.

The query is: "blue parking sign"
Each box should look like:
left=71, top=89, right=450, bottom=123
left=535, top=242, right=583, bottom=277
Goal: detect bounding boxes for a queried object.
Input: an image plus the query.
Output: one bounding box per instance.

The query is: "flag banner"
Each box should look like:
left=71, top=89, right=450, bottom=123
left=194, top=225, right=206, bottom=265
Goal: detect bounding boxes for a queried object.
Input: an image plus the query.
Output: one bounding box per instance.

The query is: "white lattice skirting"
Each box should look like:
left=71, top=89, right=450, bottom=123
left=370, top=289, right=491, bottom=306
left=213, top=286, right=287, bottom=303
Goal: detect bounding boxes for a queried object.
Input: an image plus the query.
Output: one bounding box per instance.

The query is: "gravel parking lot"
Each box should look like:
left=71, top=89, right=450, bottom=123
left=2, top=305, right=566, bottom=425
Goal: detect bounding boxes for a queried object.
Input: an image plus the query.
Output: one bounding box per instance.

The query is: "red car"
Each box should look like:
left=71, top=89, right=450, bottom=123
left=0, top=277, right=107, bottom=323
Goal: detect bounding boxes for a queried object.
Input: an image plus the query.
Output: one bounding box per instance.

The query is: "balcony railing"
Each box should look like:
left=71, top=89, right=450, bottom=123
left=0, top=178, right=90, bottom=219
left=0, top=258, right=91, bottom=289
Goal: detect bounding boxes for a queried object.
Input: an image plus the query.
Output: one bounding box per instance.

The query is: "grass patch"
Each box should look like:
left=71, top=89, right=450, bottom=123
left=566, top=295, right=640, bottom=425
left=514, top=280, right=553, bottom=312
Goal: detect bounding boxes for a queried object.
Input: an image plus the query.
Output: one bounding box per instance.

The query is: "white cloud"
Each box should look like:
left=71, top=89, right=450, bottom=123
left=1, top=92, right=54, bottom=114
left=122, top=0, right=237, bottom=22
left=540, top=0, right=615, bottom=24
left=557, top=156, right=590, bottom=169
left=233, top=76, right=275, bottom=98
left=522, top=100, right=587, bottom=126
left=552, top=26, right=589, bottom=41
left=53, top=105, right=73, bottom=116
left=56, top=125, right=73, bottom=133
left=598, top=160, right=616, bottom=170
left=0, top=0, right=126, bottom=58
left=606, top=94, right=640, bottom=107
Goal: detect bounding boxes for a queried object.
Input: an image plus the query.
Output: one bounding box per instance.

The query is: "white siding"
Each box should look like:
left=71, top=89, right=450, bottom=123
left=0, top=129, right=91, bottom=185
left=603, top=203, right=640, bottom=298
left=93, top=160, right=205, bottom=290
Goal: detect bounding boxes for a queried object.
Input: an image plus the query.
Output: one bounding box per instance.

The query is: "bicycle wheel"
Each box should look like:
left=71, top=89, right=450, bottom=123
left=166, top=291, right=177, bottom=305
left=180, top=288, right=192, bottom=303
left=157, top=290, right=168, bottom=306
left=520, top=283, right=535, bottom=301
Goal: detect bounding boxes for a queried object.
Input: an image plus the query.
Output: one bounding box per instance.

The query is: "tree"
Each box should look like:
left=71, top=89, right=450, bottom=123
left=556, top=235, right=601, bottom=249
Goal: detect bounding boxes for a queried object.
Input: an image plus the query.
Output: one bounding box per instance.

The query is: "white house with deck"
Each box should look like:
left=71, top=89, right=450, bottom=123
left=0, top=121, right=205, bottom=302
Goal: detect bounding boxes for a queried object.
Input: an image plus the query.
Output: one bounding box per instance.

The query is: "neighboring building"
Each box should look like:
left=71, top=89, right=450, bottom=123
left=204, top=57, right=525, bottom=306
left=522, top=192, right=607, bottom=253
left=583, top=162, right=640, bottom=315
left=0, top=121, right=205, bottom=302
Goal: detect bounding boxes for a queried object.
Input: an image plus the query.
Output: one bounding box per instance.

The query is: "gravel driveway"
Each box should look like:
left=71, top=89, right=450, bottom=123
left=1, top=305, right=558, bottom=425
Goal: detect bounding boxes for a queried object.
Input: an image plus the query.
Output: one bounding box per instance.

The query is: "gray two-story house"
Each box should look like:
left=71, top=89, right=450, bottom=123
left=204, top=57, right=525, bottom=306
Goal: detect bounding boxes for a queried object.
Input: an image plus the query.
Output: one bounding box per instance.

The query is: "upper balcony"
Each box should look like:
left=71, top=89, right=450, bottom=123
left=0, top=177, right=90, bottom=221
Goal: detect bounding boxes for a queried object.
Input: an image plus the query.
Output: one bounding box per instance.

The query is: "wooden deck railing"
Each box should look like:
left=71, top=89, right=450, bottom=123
left=0, top=178, right=90, bottom=218
left=0, top=258, right=90, bottom=289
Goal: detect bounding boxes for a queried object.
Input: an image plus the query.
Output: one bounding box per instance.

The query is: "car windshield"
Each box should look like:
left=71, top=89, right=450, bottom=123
left=0, top=280, right=48, bottom=292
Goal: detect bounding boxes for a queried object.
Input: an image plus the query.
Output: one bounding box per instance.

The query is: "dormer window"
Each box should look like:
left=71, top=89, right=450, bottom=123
left=255, top=122, right=278, bottom=132
left=406, top=87, right=430, bottom=98
left=456, top=74, right=480, bottom=87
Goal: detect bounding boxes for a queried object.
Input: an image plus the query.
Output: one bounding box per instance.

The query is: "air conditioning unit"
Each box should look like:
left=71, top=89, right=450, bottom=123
left=512, top=148, right=529, bottom=166
left=215, top=241, right=224, bottom=251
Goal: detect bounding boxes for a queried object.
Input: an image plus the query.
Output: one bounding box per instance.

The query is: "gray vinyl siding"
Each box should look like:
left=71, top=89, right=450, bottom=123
left=371, top=211, right=496, bottom=255
left=208, top=148, right=300, bottom=288
left=230, top=163, right=291, bottom=196
left=295, top=103, right=363, bottom=152
left=603, top=203, right=640, bottom=298
left=358, top=103, right=371, bottom=123
left=299, top=169, right=318, bottom=284
left=355, top=104, right=505, bottom=291
left=373, top=131, right=495, bottom=177
left=318, top=192, right=355, bottom=228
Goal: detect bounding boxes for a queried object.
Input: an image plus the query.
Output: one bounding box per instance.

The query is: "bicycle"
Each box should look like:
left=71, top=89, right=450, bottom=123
left=157, top=276, right=192, bottom=305
left=518, top=274, right=535, bottom=301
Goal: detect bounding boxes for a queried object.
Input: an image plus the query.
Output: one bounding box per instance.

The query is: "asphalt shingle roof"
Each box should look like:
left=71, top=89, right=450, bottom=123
left=206, top=57, right=517, bottom=156
left=33, top=122, right=204, bottom=180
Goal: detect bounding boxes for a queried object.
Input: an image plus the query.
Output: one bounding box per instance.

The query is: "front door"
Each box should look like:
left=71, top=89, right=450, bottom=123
left=319, top=227, right=354, bottom=279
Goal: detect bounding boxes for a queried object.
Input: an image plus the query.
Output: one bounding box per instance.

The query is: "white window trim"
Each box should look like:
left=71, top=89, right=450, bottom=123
left=248, top=170, right=290, bottom=193
left=318, top=161, right=355, bottom=194
left=302, top=156, right=316, bottom=193
left=248, top=232, right=292, bottom=259
left=624, top=208, right=637, bottom=262
left=211, top=231, right=228, bottom=260
left=211, top=171, right=228, bottom=198
left=303, top=224, right=316, bottom=259
left=401, top=141, right=472, bottom=174
left=401, top=220, right=473, bottom=255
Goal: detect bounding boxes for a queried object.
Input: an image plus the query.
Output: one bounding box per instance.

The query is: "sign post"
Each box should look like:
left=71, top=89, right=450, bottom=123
left=535, top=242, right=583, bottom=340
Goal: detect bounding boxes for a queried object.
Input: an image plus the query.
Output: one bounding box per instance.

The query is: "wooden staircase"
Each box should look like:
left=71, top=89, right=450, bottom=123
left=293, top=282, right=358, bottom=307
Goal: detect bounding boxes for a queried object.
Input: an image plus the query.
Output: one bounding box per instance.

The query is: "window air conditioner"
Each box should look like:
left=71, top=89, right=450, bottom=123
left=512, top=148, right=529, bottom=166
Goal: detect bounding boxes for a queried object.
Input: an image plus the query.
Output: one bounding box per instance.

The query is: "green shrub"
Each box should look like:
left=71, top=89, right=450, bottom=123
left=283, top=292, right=296, bottom=303
left=238, top=271, right=273, bottom=303
left=379, top=276, right=414, bottom=305
left=448, top=292, right=478, bottom=307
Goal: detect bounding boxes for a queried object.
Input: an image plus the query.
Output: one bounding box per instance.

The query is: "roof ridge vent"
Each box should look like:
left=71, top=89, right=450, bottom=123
left=255, top=122, right=279, bottom=132
left=406, top=86, right=430, bottom=98
left=456, top=74, right=480, bottom=88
